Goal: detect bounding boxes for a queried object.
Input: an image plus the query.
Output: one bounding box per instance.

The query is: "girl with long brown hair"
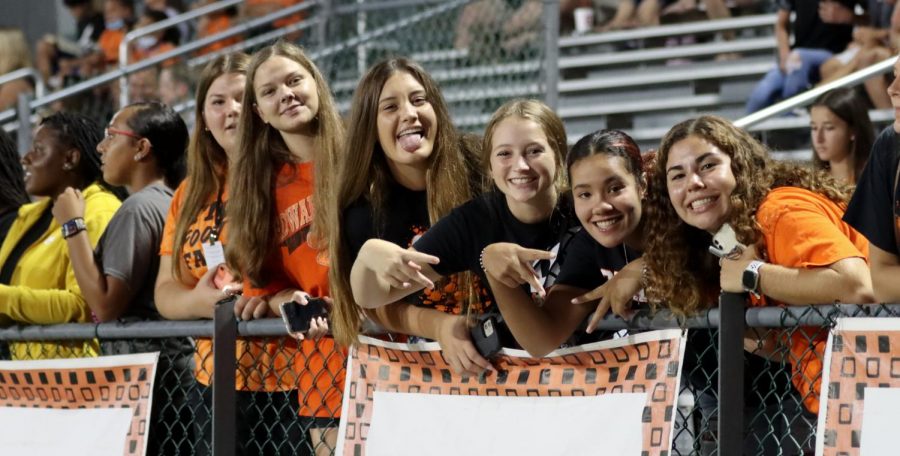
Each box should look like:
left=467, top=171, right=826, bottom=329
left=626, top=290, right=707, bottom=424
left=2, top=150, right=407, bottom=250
left=224, top=40, right=344, bottom=456
left=643, top=115, right=873, bottom=421
left=329, top=57, right=485, bottom=350
left=808, top=87, right=874, bottom=185
left=153, top=52, right=249, bottom=455
left=351, top=98, right=576, bottom=375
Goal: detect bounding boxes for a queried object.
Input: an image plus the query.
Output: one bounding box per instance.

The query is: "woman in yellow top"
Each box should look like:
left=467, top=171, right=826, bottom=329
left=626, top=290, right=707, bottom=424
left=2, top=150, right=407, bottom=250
left=0, top=112, right=123, bottom=359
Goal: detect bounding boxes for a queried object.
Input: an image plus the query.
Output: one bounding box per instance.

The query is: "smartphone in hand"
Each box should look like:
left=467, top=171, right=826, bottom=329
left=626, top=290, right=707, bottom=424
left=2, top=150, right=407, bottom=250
left=280, top=298, right=329, bottom=333
left=709, top=223, right=746, bottom=258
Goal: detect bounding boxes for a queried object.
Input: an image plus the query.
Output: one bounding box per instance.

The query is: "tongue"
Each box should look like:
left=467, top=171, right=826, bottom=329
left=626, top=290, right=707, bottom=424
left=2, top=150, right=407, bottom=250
left=398, top=133, right=423, bottom=152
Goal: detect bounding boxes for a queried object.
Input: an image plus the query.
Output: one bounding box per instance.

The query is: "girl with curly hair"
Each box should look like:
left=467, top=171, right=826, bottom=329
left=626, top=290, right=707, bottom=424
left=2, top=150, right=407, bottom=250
left=482, top=129, right=652, bottom=357
left=643, top=114, right=873, bottom=416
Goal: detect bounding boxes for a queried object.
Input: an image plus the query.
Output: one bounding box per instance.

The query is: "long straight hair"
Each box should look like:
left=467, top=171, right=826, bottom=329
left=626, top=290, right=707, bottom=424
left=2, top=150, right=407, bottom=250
left=170, top=52, right=250, bottom=282
left=809, top=87, right=874, bottom=183
left=329, top=58, right=485, bottom=346
left=226, top=41, right=344, bottom=287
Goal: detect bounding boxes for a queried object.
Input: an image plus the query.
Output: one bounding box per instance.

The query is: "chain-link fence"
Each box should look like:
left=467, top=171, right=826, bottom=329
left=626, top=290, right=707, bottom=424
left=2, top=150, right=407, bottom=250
left=1, top=301, right=898, bottom=455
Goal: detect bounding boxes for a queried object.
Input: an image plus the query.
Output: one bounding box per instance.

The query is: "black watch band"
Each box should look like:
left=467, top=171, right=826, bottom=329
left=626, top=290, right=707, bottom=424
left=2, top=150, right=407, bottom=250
left=61, top=217, right=87, bottom=239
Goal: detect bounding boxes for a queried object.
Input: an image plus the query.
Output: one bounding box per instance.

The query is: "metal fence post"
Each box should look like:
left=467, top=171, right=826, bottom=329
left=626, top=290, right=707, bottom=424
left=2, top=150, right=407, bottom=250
left=542, top=0, right=560, bottom=110
left=15, top=92, right=31, bottom=158
left=213, top=299, right=237, bottom=456
left=718, top=292, right=746, bottom=455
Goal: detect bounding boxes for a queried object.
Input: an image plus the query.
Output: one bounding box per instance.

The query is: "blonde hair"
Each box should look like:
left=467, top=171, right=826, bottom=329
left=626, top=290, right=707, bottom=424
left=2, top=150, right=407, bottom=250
left=481, top=98, right=568, bottom=193
left=226, top=41, right=344, bottom=287
left=0, top=28, right=31, bottom=74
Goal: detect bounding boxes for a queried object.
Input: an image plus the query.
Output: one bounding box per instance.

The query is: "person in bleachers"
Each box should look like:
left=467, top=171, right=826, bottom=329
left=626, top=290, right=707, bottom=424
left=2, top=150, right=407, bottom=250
left=153, top=52, right=248, bottom=456
left=843, top=56, right=900, bottom=303
left=600, top=0, right=732, bottom=32
left=127, top=67, right=162, bottom=104
left=35, top=0, right=105, bottom=90
left=129, top=7, right=181, bottom=64
left=643, top=116, right=872, bottom=443
left=225, top=41, right=346, bottom=456
left=52, top=101, right=193, bottom=456
left=745, top=0, right=863, bottom=113
left=0, top=28, right=34, bottom=111
left=0, top=112, right=124, bottom=359
left=808, top=87, right=874, bottom=185
left=818, top=0, right=896, bottom=108
left=455, top=0, right=581, bottom=57
left=94, top=0, right=135, bottom=71
left=242, top=0, right=306, bottom=40
left=0, top=129, right=29, bottom=242
left=145, top=0, right=190, bottom=45
left=194, top=0, right=241, bottom=56
left=330, top=58, right=486, bottom=349
left=159, top=63, right=195, bottom=129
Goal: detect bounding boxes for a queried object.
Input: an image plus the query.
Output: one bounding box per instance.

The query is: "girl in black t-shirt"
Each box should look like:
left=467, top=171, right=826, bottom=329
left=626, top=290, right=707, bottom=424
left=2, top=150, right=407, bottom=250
left=482, top=129, right=651, bottom=357
left=351, top=98, right=573, bottom=374
left=330, top=58, right=486, bottom=349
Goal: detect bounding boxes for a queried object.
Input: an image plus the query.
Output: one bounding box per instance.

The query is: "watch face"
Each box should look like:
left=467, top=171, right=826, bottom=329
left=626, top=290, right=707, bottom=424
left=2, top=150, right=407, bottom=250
left=742, top=262, right=761, bottom=293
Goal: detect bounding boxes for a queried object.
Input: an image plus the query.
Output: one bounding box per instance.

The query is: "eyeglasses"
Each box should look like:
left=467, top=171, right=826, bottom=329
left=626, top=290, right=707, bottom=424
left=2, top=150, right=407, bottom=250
left=103, top=127, right=143, bottom=142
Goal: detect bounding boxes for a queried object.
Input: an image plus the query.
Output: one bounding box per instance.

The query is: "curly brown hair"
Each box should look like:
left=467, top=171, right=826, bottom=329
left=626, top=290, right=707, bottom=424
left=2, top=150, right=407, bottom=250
left=643, top=115, right=853, bottom=316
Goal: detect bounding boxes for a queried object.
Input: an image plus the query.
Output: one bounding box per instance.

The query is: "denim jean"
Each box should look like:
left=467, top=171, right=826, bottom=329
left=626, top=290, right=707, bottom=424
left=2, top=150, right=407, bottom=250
left=745, top=48, right=834, bottom=113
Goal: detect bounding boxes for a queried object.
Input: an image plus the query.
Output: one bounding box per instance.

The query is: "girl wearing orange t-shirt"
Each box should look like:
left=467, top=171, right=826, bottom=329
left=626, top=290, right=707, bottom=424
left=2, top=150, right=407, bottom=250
left=154, top=52, right=252, bottom=456
left=225, top=41, right=345, bottom=456
left=643, top=115, right=874, bottom=450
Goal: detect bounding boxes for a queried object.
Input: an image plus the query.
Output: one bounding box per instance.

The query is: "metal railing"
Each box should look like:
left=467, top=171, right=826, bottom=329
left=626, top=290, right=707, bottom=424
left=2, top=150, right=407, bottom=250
left=0, top=68, right=46, bottom=100
left=734, top=54, right=897, bottom=128
left=558, top=13, right=776, bottom=48
left=2, top=302, right=898, bottom=454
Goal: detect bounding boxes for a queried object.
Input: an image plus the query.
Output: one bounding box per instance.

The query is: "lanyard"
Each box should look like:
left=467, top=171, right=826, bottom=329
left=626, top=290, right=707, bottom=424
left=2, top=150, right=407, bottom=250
left=209, top=188, right=225, bottom=245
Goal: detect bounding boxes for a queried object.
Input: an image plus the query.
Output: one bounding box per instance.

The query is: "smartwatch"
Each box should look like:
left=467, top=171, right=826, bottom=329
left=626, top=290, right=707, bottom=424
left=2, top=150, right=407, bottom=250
left=742, top=260, right=765, bottom=297
left=61, top=217, right=87, bottom=239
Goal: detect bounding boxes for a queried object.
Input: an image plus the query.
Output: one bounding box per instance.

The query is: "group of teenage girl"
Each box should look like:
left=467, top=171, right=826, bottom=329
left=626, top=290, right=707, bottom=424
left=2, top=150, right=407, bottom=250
left=2, top=37, right=898, bottom=453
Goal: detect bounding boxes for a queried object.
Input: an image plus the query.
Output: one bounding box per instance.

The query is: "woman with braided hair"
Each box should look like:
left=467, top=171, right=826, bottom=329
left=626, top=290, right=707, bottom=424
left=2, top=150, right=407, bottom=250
left=0, top=129, right=29, bottom=241
left=0, top=112, right=123, bottom=359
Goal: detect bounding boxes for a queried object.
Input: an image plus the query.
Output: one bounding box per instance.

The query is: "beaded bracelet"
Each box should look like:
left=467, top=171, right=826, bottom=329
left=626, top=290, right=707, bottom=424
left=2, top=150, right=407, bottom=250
left=479, top=247, right=489, bottom=273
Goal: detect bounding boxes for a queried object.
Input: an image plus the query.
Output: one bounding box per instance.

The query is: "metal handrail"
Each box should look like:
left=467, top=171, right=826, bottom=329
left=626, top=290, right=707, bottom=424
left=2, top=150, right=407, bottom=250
left=309, top=0, right=468, bottom=60
left=0, top=68, right=46, bottom=99
left=558, top=13, right=776, bottom=48
left=735, top=55, right=897, bottom=128
left=118, top=0, right=244, bottom=107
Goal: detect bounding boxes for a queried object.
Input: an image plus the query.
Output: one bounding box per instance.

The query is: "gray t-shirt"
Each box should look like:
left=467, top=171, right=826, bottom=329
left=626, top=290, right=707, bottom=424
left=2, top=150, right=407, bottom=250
left=96, top=182, right=173, bottom=320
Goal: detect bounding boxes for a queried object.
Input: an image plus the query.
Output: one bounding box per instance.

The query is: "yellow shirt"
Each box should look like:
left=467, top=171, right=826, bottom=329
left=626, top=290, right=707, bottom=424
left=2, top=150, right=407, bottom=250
left=0, top=183, right=121, bottom=359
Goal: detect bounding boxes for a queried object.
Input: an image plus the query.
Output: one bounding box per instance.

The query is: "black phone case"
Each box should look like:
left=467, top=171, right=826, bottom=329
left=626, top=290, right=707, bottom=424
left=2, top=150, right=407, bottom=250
left=470, top=314, right=502, bottom=358
left=281, top=299, right=329, bottom=333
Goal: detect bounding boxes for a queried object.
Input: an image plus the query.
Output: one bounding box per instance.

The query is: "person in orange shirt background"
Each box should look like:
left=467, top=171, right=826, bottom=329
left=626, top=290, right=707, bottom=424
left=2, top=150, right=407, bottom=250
left=194, top=0, right=242, bottom=56
left=154, top=52, right=250, bottom=456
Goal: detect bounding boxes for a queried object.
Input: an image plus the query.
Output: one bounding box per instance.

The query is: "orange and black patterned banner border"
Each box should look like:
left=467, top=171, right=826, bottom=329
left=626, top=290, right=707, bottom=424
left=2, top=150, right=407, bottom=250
left=0, top=353, right=158, bottom=456
left=337, top=329, right=685, bottom=456
left=817, top=319, right=900, bottom=456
